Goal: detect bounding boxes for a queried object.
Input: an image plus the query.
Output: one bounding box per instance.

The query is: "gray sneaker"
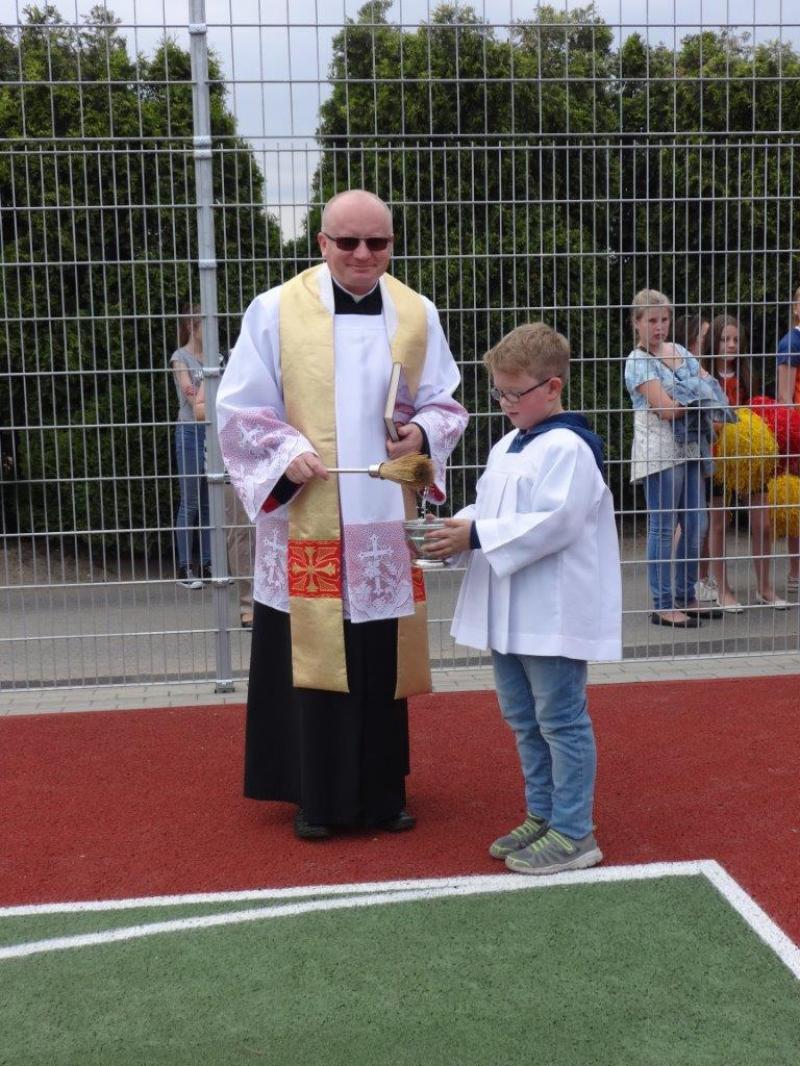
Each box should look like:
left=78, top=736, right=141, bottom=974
left=505, top=828, right=602, bottom=875
left=489, top=812, right=549, bottom=859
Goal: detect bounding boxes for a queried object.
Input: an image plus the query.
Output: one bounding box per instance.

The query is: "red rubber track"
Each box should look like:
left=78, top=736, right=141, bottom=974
left=1, top=677, right=798, bottom=941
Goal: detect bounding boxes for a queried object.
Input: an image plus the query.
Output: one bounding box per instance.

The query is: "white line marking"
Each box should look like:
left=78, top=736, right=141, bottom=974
left=702, top=861, right=800, bottom=980
left=1, top=861, right=798, bottom=981
left=0, top=862, right=705, bottom=917
left=0, top=864, right=702, bottom=961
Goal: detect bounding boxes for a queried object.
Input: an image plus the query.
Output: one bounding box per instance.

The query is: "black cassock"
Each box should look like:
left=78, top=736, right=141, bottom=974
left=244, top=602, right=409, bottom=826
left=243, top=280, right=409, bottom=827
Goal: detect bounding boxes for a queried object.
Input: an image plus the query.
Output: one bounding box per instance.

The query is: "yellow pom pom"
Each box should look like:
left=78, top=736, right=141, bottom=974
left=713, top=408, right=778, bottom=496
left=768, top=474, right=800, bottom=538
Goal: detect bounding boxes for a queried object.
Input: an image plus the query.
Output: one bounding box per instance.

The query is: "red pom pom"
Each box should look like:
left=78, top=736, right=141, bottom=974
left=749, top=395, right=800, bottom=474
left=750, top=395, right=776, bottom=420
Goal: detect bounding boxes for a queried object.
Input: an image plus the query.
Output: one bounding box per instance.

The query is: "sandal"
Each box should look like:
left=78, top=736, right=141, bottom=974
left=716, top=593, right=745, bottom=613
left=755, top=594, right=790, bottom=610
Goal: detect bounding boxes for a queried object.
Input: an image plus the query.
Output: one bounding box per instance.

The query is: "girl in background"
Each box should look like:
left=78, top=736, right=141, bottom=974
left=170, top=305, right=211, bottom=589
left=624, top=290, right=710, bottom=627
left=775, top=286, right=800, bottom=596
left=698, top=315, right=787, bottom=610
left=673, top=313, right=710, bottom=359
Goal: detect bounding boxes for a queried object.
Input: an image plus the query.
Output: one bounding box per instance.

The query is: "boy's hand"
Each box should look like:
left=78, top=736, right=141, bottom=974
left=423, top=518, right=472, bottom=559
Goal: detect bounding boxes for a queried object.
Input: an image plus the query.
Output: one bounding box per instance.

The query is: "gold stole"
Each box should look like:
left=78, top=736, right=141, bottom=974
left=280, top=266, right=432, bottom=698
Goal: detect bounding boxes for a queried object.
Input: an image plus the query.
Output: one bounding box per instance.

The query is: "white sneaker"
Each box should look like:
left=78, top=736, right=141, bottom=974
left=694, top=577, right=719, bottom=604
left=177, top=566, right=202, bottom=590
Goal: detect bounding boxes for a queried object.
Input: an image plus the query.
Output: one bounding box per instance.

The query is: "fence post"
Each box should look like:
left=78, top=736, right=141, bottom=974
left=188, top=0, right=234, bottom=692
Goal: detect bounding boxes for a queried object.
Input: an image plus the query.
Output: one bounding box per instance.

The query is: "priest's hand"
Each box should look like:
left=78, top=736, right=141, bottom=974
left=286, top=452, right=329, bottom=484
left=386, top=421, right=423, bottom=459
left=423, top=518, right=471, bottom=559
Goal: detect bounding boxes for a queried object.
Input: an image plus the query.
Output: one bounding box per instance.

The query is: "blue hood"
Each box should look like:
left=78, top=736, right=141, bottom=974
left=506, top=413, right=606, bottom=477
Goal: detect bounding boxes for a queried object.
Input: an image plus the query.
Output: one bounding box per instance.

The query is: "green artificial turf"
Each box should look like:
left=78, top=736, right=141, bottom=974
left=1, top=876, right=799, bottom=1066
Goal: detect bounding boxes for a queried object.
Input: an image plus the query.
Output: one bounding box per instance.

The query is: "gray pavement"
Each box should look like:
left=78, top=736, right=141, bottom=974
left=2, top=529, right=800, bottom=715
left=3, top=650, right=800, bottom=716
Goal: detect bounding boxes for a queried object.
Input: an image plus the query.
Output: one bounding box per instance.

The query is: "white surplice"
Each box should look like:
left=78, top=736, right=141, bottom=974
left=216, top=264, right=468, bottom=622
left=450, top=427, right=622, bottom=662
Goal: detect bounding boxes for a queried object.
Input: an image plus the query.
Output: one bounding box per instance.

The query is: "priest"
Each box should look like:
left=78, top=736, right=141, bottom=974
left=216, top=190, right=468, bottom=839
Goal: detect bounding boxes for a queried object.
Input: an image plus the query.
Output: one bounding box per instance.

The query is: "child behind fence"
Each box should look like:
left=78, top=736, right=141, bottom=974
left=696, top=315, right=788, bottom=611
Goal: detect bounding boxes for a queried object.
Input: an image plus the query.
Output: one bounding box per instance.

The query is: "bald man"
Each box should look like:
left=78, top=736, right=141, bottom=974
left=217, top=190, right=467, bottom=839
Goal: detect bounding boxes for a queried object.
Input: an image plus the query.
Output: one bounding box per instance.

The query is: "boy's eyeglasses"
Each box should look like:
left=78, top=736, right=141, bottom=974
left=490, top=378, right=553, bottom=404
left=321, top=233, right=394, bottom=252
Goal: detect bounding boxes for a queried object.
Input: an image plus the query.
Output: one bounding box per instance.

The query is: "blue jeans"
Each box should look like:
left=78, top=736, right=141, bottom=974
left=491, top=652, right=595, bottom=839
left=644, top=461, right=708, bottom=611
left=174, top=422, right=210, bottom=569
left=644, top=462, right=708, bottom=614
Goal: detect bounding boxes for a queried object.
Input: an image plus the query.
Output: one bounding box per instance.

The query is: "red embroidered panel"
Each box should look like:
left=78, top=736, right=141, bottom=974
left=411, top=566, right=427, bottom=604
left=288, top=540, right=342, bottom=598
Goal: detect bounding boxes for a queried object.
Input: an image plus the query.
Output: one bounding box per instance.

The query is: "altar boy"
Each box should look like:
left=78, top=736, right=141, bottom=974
left=424, top=323, right=622, bottom=874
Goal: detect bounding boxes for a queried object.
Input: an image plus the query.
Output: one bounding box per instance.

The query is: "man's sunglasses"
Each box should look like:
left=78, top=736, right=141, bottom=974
left=321, top=233, right=394, bottom=252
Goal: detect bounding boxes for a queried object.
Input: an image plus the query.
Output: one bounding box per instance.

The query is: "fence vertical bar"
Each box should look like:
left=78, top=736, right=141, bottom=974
left=188, top=0, right=233, bottom=692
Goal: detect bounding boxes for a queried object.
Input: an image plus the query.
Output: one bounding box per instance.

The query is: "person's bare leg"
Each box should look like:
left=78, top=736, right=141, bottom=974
left=708, top=503, right=739, bottom=606
left=750, top=494, right=776, bottom=600
left=788, top=535, right=800, bottom=588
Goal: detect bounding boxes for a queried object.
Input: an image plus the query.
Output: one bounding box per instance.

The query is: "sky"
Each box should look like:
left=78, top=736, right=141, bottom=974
left=1, top=0, right=797, bottom=235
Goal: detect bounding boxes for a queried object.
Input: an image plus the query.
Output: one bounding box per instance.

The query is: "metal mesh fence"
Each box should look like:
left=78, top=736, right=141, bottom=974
left=1, top=0, right=800, bottom=692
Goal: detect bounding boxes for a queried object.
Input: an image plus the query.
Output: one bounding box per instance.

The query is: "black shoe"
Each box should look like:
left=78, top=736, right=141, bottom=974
left=293, top=810, right=332, bottom=840
left=681, top=604, right=723, bottom=619
left=176, top=566, right=202, bottom=590
left=200, top=563, right=213, bottom=583
left=650, top=612, right=700, bottom=628
left=378, top=810, right=416, bottom=832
